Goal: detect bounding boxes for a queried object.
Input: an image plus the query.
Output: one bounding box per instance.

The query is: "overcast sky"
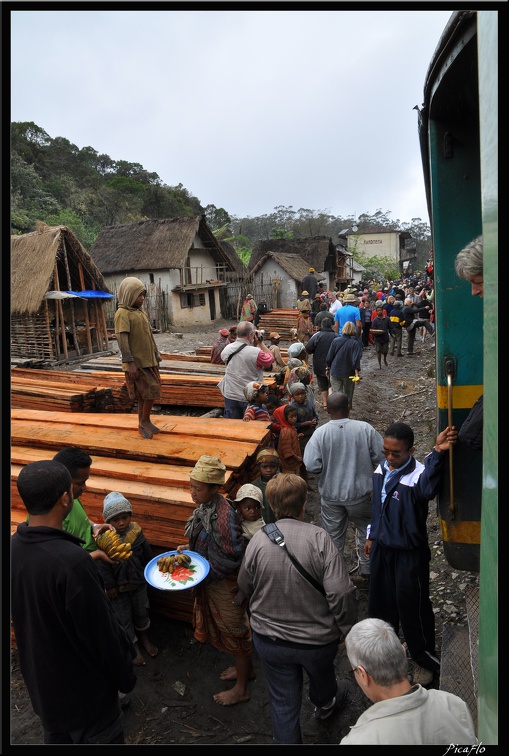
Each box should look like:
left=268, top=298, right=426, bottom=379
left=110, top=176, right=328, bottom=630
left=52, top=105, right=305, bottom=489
left=10, top=8, right=453, bottom=226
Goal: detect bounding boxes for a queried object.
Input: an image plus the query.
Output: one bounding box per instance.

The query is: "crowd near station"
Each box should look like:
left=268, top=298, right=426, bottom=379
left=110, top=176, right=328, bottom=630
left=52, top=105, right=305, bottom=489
left=12, top=239, right=484, bottom=745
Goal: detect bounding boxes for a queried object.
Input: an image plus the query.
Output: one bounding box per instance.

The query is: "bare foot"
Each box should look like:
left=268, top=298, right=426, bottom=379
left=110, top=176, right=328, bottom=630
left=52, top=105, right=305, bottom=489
left=139, top=633, right=158, bottom=658
left=139, top=423, right=153, bottom=439
left=220, top=666, right=256, bottom=681
left=213, top=686, right=251, bottom=706
left=147, top=421, right=161, bottom=434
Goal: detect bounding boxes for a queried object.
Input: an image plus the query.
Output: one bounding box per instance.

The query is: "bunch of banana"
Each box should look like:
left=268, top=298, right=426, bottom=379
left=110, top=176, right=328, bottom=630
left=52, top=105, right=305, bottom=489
left=157, top=553, right=191, bottom=573
left=96, top=530, right=132, bottom=561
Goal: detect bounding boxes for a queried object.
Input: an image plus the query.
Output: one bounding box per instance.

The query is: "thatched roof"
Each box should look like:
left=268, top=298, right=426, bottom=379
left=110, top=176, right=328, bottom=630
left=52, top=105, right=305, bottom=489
left=89, top=216, right=235, bottom=275
left=250, top=251, right=326, bottom=283
left=11, top=225, right=109, bottom=315
left=219, top=241, right=247, bottom=275
left=248, top=237, right=337, bottom=273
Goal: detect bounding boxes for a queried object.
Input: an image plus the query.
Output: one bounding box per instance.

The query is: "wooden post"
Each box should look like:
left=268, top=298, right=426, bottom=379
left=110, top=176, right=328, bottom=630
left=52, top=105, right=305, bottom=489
left=91, top=280, right=109, bottom=351
left=61, top=238, right=80, bottom=356
left=43, top=298, right=54, bottom=360
left=78, top=262, right=93, bottom=353
left=53, top=263, right=68, bottom=359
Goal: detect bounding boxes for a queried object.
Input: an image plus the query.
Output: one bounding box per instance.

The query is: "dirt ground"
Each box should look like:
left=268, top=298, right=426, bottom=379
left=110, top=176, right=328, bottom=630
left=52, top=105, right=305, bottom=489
left=9, top=317, right=479, bottom=746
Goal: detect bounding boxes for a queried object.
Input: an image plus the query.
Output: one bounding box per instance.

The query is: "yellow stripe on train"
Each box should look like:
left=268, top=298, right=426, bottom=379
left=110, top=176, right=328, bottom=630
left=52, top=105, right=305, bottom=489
left=437, top=385, right=483, bottom=410
left=439, top=517, right=481, bottom=545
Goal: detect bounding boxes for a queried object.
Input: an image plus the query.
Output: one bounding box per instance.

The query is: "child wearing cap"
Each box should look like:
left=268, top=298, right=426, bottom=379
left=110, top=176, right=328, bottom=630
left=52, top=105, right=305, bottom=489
left=267, top=333, right=286, bottom=370
left=97, top=491, right=158, bottom=667
left=242, top=381, right=271, bottom=422
left=210, top=328, right=231, bottom=364
left=251, top=448, right=281, bottom=524
left=231, top=484, right=265, bottom=540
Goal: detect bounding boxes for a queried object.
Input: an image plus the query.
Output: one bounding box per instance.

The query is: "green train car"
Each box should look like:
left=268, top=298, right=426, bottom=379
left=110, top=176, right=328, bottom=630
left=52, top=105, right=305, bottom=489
left=417, top=10, right=497, bottom=743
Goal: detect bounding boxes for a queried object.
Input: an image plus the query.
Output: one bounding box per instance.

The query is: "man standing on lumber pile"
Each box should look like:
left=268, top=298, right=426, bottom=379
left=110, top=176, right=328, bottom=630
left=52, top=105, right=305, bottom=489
left=218, top=321, right=274, bottom=419
left=114, top=277, right=163, bottom=439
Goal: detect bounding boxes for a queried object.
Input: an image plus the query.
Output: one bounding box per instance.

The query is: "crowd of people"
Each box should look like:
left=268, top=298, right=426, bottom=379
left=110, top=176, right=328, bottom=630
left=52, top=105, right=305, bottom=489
left=12, top=242, right=483, bottom=745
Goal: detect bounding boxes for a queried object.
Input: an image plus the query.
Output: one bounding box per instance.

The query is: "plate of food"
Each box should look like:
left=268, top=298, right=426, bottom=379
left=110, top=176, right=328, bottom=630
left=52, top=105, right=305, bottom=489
left=144, top=550, right=209, bottom=591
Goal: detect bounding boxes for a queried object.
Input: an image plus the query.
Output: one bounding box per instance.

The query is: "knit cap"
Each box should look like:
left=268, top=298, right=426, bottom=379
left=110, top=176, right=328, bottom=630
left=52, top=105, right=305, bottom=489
left=103, top=491, right=132, bottom=522
left=288, top=382, right=306, bottom=394
left=190, top=455, right=226, bottom=485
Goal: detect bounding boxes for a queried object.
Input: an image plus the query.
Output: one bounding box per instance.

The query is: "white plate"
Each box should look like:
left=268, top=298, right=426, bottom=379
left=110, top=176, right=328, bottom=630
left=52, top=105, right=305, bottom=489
left=144, top=550, right=209, bottom=591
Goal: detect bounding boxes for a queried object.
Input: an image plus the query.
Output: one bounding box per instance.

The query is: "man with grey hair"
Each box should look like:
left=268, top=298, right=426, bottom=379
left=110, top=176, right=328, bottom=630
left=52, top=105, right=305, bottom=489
left=454, top=235, right=484, bottom=449
left=218, top=321, right=273, bottom=418
left=454, top=235, right=483, bottom=297
left=340, top=618, right=477, bottom=745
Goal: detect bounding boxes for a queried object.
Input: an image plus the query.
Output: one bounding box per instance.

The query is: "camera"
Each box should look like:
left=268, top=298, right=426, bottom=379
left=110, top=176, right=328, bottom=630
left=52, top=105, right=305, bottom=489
left=255, top=329, right=265, bottom=341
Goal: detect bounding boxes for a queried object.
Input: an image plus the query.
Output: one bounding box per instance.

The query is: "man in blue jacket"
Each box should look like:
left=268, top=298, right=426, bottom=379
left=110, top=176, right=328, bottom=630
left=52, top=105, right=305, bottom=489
left=364, top=422, right=457, bottom=687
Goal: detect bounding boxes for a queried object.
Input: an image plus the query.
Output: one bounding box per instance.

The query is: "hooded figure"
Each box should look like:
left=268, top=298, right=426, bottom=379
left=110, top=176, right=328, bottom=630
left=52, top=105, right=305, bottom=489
left=114, top=277, right=162, bottom=439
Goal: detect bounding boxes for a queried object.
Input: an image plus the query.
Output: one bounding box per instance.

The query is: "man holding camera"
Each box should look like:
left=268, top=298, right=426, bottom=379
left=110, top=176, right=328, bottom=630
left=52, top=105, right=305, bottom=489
left=218, top=321, right=274, bottom=418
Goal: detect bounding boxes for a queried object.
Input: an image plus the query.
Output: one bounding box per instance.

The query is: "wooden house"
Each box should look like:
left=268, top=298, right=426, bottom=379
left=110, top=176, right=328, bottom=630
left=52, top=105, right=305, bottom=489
left=248, top=251, right=326, bottom=309
left=11, top=225, right=113, bottom=364
left=89, top=216, right=241, bottom=330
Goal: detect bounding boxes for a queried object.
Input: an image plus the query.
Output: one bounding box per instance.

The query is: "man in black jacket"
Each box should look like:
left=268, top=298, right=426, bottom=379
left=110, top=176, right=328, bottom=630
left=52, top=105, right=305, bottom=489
left=301, top=267, right=318, bottom=299
left=11, top=460, right=137, bottom=744
left=305, top=317, right=338, bottom=408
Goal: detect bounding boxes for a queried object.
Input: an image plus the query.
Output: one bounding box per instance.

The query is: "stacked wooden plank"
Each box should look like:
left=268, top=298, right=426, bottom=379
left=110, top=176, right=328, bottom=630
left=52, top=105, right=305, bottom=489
left=13, top=366, right=276, bottom=411
left=11, top=374, right=114, bottom=413
left=196, top=346, right=290, bottom=361
left=12, top=368, right=132, bottom=412
left=11, top=408, right=272, bottom=623
left=83, top=354, right=227, bottom=377
left=257, top=308, right=301, bottom=340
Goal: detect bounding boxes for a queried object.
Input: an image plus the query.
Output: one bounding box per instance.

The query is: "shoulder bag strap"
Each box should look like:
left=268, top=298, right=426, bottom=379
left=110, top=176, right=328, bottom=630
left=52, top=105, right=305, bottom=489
left=262, top=523, right=326, bottom=596
left=225, top=341, right=248, bottom=364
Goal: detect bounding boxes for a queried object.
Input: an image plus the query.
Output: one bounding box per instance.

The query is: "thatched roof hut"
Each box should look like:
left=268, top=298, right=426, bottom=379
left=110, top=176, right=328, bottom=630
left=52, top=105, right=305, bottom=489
left=250, top=251, right=326, bottom=283
left=89, top=215, right=234, bottom=275
left=11, top=225, right=112, bottom=364
left=248, top=237, right=337, bottom=275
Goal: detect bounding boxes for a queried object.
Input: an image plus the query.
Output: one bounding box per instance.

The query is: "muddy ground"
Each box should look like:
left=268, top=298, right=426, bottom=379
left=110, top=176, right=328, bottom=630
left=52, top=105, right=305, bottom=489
left=9, top=318, right=479, bottom=746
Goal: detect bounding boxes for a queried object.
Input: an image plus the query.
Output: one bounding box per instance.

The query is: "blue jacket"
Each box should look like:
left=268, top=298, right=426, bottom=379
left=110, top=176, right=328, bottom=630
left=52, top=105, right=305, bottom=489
left=326, top=334, right=362, bottom=378
left=370, top=450, right=446, bottom=550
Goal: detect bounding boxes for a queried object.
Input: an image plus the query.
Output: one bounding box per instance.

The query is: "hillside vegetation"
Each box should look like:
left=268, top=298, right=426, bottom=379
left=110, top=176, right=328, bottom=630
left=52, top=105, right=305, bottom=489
left=11, top=121, right=431, bottom=272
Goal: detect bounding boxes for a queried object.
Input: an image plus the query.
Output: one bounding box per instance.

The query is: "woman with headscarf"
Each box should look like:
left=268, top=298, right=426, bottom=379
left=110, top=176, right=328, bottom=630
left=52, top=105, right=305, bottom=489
left=177, top=456, right=254, bottom=706
left=114, top=277, right=162, bottom=439
left=240, top=294, right=257, bottom=322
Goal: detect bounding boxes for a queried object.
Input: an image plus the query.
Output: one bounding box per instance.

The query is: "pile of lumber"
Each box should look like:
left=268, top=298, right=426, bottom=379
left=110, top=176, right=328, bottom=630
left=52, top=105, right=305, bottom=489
left=83, top=354, right=227, bottom=377
left=11, top=372, right=115, bottom=413
left=12, top=368, right=132, bottom=412
left=11, top=408, right=273, bottom=623
left=195, top=346, right=289, bottom=361
left=257, top=308, right=302, bottom=340
left=12, top=366, right=276, bottom=411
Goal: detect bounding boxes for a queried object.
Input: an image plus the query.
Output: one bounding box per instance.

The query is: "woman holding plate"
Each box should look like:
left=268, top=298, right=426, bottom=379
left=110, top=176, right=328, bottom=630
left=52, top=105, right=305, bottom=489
left=177, top=455, right=254, bottom=706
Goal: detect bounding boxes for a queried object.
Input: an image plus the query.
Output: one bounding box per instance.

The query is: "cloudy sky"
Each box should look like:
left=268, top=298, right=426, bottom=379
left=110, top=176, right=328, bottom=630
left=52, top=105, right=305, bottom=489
left=10, top=8, right=453, bottom=225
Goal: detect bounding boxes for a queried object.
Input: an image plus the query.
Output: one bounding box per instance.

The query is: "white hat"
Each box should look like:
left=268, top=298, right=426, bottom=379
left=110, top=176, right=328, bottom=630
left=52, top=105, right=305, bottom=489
left=233, top=484, right=263, bottom=506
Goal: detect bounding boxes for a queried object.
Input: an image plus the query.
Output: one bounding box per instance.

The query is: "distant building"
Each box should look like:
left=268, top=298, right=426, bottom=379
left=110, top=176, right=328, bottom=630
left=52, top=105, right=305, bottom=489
left=90, top=215, right=242, bottom=329
left=345, top=227, right=415, bottom=275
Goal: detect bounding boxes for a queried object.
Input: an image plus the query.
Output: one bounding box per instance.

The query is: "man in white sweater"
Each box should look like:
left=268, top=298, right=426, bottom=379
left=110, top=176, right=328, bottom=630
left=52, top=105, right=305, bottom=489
left=303, top=392, right=384, bottom=580
left=340, top=618, right=477, bottom=745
